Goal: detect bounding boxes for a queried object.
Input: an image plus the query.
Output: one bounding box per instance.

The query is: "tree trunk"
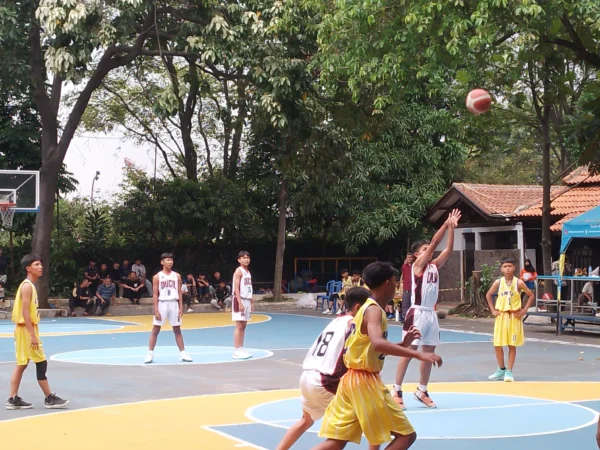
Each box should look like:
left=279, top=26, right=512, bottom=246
left=181, top=131, right=198, bottom=181
left=540, top=77, right=553, bottom=295
left=32, top=154, right=62, bottom=307
left=9, top=230, right=16, bottom=282
left=273, top=178, right=289, bottom=302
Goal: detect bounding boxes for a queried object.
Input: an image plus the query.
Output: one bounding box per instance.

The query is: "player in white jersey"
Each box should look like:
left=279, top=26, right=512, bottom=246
left=144, top=253, right=192, bottom=364
left=232, top=251, right=253, bottom=360
left=276, top=287, right=422, bottom=450
left=393, top=209, right=461, bottom=409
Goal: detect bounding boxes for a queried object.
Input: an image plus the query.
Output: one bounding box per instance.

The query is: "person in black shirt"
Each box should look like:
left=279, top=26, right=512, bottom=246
left=69, top=279, right=94, bottom=317
left=110, top=262, right=123, bottom=298
left=211, top=281, right=232, bottom=311
left=98, top=263, right=110, bottom=280
left=122, top=272, right=144, bottom=304
left=85, top=260, right=100, bottom=295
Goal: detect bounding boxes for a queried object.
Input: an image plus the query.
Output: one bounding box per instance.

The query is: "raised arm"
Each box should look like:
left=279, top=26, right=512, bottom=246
left=485, top=279, right=500, bottom=316
left=432, top=210, right=461, bottom=269
left=414, top=209, right=460, bottom=276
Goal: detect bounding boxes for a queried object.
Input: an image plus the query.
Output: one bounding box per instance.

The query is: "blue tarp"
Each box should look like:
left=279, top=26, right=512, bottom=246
left=560, top=205, right=600, bottom=253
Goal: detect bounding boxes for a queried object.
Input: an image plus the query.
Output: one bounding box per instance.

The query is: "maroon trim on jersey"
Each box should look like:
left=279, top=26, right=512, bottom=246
left=403, top=307, right=415, bottom=332
left=233, top=295, right=240, bottom=313
left=413, top=272, right=424, bottom=306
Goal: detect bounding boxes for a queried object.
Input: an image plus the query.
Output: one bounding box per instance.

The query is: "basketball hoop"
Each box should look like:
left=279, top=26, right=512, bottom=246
left=0, top=202, right=16, bottom=229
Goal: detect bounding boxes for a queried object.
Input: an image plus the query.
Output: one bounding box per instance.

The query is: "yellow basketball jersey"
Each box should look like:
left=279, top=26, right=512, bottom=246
left=494, top=277, right=521, bottom=312
left=343, top=298, right=388, bottom=372
left=12, top=279, right=40, bottom=325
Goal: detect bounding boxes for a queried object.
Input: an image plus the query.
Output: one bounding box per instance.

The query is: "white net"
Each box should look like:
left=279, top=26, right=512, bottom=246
left=0, top=203, right=16, bottom=229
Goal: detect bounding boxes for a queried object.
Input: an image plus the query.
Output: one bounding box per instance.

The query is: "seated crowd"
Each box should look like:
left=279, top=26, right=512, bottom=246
left=69, top=259, right=233, bottom=317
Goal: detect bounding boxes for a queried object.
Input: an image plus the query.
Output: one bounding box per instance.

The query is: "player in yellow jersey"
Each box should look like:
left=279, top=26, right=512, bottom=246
left=485, top=257, right=534, bottom=383
left=313, top=262, right=443, bottom=450
left=6, top=254, right=68, bottom=410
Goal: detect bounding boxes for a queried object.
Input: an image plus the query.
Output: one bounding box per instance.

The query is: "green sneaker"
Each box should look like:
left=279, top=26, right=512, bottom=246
left=488, top=368, right=505, bottom=381
left=504, top=370, right=514, bottom=382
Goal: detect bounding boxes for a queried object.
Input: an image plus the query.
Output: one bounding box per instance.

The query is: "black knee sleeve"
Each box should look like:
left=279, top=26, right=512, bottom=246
left=35, top=360, right=48, bottom=381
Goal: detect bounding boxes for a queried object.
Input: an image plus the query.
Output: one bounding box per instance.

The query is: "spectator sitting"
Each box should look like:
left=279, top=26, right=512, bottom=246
left=196, top=273, right=211, bottom=303
left=211, top=281, right=232, bottom=311
left=182, top=283, right=194, bottom=313
left=110, top=262, right=124, bottom=298
left=98, top=263, right=110, bottom=280
left=85, top=260, right=100, bottom=295
left=122, top=272, right=144, bottom=305
left=0, top=281, right=5, bottom=310
left=96, top=276, right=116, bottom=316
left=323, top=268, right=351, bottom=315
left=578, top=281, right=598, bottom=315
left=185, top=274, right=198, bottom=303
left=209, top=271, right=226, bottom=298
left=69, top=279, right=94, bottom=317
left=120, top=259, right=131, bottom=286
left=132, top=258, right=152, bottom=297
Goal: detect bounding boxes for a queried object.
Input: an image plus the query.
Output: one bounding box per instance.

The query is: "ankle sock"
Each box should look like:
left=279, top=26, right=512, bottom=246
left=418, top=384, right=427, bottom=392
left=394, top=384, right=402, bottom=393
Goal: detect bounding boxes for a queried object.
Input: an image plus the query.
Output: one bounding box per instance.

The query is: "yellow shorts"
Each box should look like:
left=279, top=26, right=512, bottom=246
left=14, top=325, right=46, bottom=366
left=493, top=311, right=524, bottom=347
left=319, top=369, right=414, bottom=445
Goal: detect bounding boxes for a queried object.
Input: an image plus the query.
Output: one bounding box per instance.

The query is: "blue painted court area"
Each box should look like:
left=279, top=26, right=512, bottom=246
left=0, top=313, right=490, bottom=363
left=211, top=393, right=598, bottom=449
left=50, top=345, right=273, bottom=365
left=0, top=317, right=135, bottom=334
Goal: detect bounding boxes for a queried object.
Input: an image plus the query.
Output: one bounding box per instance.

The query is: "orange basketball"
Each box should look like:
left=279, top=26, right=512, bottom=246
left=466, top=88, right=492, bottom=115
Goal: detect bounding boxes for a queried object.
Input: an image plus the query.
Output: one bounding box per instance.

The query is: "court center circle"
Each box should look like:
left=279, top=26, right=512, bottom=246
left=50, top=345, right=274, bottom=366
left=247, top=392, right=598, bottom=439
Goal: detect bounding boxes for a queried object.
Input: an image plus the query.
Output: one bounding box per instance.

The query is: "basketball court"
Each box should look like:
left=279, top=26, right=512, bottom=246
left=1, top=312, right=599, bottom=449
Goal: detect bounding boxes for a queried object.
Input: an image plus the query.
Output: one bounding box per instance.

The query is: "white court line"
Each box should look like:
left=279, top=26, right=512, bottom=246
left=0, top=314, right=274, bottom=338
left=272, top=312, right=600, bottom=348
left=245, top=391, right=600, bottom=440
left=51, top=349, right=269, bottom=361
left=203, top=423, right=266, bottom=449
left=201, top=425, right=266, bottom=450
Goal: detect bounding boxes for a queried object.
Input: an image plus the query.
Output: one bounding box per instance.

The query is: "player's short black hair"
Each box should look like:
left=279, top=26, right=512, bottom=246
left=21, top=253, right=41, bottom=270
left=160, top=253, right=173, bottom=261
left=345, top=287, right=370, bottom=310
left=238, top=250, right=250, bottom=258
left=104, top=275, right=112, bottom=281
left=362, top=262, right=398, bottom=290
left=411, top=239, right=430, bottom=254
left=340, top=268, right=349, bottom=274
left=500, top=257, right=516, bottom=266
left=351, top=269, right=361, bottom=276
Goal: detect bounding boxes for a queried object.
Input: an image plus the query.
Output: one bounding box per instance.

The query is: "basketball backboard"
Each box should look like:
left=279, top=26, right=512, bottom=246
left=0, top=170, right=40, bottom=212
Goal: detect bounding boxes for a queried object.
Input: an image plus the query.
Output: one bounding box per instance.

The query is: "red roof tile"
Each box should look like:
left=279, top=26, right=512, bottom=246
left=453, top=183, right=559, bottom=216
left=517, top=185, right=600, bottom=231
left=562, top=166, right=600, bottom=185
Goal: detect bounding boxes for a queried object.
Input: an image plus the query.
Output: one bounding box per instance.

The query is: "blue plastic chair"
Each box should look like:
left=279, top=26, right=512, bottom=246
left=316, top=280, right=336, bottom=311
left=331, top=281, right=343, bottom=313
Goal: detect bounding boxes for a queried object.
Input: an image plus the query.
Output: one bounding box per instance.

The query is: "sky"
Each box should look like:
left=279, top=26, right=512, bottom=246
left=64, top=133, right=157, bottom=201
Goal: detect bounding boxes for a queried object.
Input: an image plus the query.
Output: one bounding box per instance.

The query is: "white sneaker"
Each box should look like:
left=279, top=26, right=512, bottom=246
left=180, top=351, right=193, bottom=362
left=144, top=352, right=153, bottom=364
left=232, top=349, right=252, bottom=360
left=322, top=309, right=331, bottom=315
left=187, top=308, right=194, bottom=313
left=336, top=309, right=342, bottom=315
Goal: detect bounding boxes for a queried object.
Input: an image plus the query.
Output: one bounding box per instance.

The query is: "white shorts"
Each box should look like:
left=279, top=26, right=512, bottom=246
left=153, top=301, right=181, bottom=327
left=299, top=370, right=334, bottom=421
left=403, top=306, right=440, bottom=346
left=232, top=299, right=252, bottom=322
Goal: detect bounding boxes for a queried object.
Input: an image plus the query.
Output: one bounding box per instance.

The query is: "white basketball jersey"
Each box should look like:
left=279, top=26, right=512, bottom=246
left=239, top=267, right=253, bottom=300
left=303, top=315, right=353, bottom=376
left=412, top=263, right=439, bottom=308
left=158, top=271, right=179, bottom=301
